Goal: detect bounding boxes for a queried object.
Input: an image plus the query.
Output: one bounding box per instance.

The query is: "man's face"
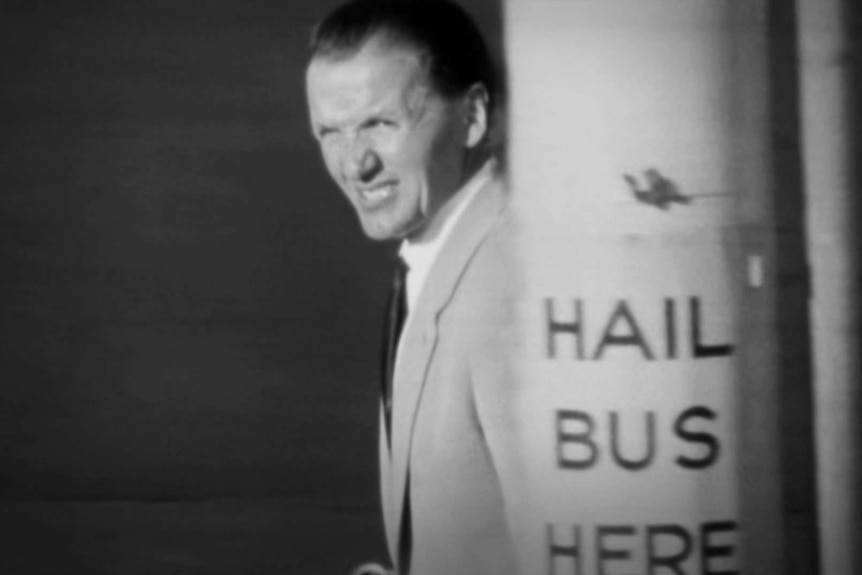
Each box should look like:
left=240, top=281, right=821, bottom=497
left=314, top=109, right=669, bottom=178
left=306, top=38, right=470, bottom=241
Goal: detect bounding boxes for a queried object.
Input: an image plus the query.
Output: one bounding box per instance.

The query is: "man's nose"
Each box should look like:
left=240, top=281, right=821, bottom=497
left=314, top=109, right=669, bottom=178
left=346, top=140, right=383, bottom=184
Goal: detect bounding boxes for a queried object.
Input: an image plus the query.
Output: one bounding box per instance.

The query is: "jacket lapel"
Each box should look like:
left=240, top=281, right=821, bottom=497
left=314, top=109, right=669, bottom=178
left=387, top=171, right=507, bottom=566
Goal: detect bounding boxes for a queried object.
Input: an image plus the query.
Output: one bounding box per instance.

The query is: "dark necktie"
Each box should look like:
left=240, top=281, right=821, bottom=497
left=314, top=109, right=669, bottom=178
left=381, top=257, right=408, bottom=448
left=381, top=258, right=413, bottom=574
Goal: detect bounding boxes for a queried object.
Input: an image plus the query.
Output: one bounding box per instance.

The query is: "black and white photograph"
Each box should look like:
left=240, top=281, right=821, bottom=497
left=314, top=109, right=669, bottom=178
left=0, top=0, right=859, bottom=573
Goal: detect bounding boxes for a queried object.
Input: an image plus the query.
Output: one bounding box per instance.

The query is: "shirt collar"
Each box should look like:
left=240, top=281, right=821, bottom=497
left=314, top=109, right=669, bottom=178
left=399, top=157, right=497, bottom=312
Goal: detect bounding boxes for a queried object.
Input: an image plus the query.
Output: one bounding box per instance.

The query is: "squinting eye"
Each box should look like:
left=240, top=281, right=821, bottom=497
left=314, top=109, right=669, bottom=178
left=365, top=119, right=393, bottom=130
left=319, top=130, right=347, bottom=149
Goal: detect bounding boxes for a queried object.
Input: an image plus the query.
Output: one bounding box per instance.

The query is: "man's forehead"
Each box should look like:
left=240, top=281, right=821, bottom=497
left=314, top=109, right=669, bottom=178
left=308, top=35, right=431, bottom=88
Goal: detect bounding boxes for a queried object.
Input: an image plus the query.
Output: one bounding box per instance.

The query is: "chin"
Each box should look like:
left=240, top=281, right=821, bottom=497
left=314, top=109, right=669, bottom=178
left=363, top=230, right=396, bottom=242
left=359, top=214, right=415, bottom=242
left=360, top=221, right=402, bottom=242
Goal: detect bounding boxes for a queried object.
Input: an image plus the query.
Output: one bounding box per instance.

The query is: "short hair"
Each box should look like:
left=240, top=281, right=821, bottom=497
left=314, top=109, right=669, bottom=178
left=309, top=0, right=498, bottom=113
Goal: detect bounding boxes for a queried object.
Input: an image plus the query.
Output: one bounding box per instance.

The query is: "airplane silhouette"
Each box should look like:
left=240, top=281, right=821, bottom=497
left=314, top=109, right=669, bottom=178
left=623, top=169, right=691, bottom=210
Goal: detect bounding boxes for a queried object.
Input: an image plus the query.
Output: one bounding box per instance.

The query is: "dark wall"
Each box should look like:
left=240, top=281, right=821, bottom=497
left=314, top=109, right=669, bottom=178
left=0, top=0, right=501, bottom=508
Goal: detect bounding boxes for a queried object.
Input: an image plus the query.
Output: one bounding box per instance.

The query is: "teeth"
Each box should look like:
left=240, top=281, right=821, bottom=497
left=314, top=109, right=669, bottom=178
left=366, top=188, right=388, bottom=199
left=361, top=184, right=393, bottom=203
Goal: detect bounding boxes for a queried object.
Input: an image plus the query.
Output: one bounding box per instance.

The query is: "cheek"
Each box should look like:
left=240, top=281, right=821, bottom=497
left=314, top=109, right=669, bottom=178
left=320, top=146, right=344, bottom=182
left=430, top=121, right=463, bottom=163
left=384, top=138, right=431, bottom=179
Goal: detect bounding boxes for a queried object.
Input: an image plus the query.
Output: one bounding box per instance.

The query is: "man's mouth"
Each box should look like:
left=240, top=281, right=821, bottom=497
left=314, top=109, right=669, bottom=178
left=357, top=182, right=397, bottom=209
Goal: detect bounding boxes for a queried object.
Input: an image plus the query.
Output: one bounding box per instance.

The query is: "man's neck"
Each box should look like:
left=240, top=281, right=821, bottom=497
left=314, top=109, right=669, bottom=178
left=407, top=150, right=493, bottom=246
left=398, top=155, right=497, bottom=313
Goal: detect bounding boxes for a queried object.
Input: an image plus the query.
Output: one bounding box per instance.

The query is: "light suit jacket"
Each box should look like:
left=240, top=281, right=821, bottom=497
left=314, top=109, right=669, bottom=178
left=379, top=170, right=528, bottom=575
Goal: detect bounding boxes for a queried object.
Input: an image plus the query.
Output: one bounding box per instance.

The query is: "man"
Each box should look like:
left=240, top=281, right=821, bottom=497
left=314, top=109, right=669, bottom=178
left=305, top=2, right=525, bottom=573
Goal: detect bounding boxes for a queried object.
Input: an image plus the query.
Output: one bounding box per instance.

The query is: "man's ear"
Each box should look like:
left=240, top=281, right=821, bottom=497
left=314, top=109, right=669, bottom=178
left=462, top=83, right=489, bottom=148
